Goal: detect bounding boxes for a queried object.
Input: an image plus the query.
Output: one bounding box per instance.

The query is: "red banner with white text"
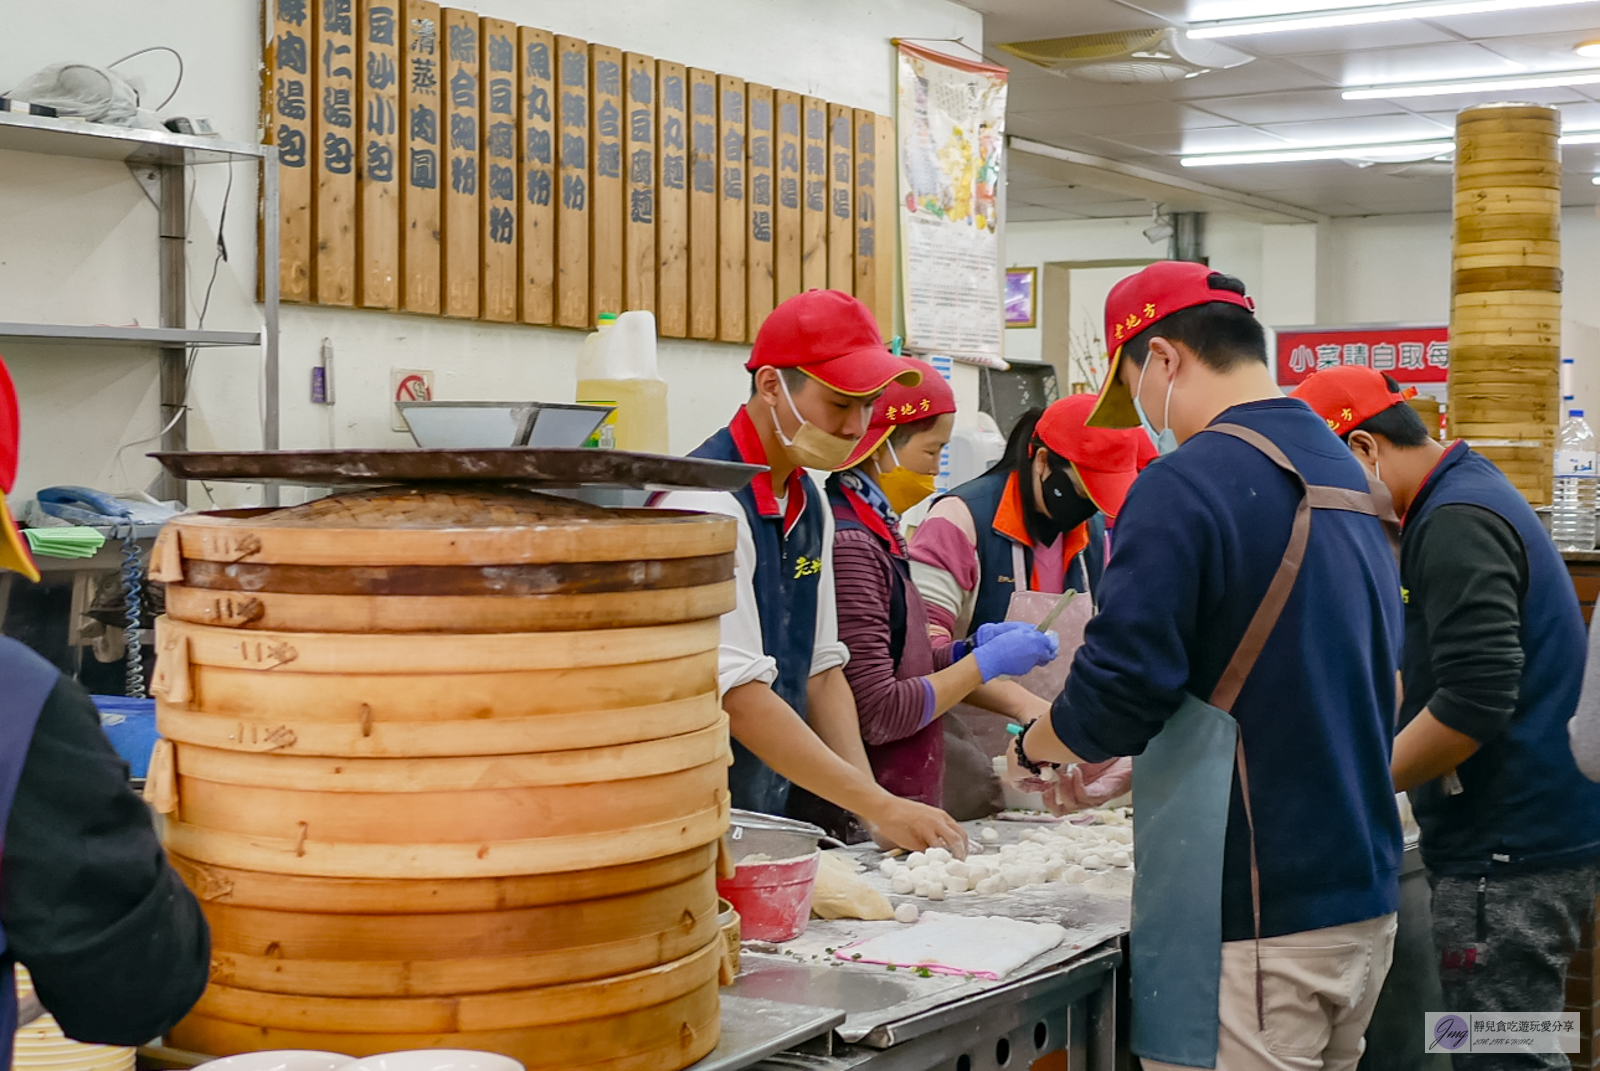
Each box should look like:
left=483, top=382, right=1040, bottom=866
left=1276, top=326, right=1449, bottom=387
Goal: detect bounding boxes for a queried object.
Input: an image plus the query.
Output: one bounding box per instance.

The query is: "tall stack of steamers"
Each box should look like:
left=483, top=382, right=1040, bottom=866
left=1449, top=102, right=1563, bottom=505
left=144, top=487, right=737, bottom=1071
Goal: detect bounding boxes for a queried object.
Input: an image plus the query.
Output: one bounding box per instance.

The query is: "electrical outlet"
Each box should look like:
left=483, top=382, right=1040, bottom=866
left=391, top=369, right=434, bottom=432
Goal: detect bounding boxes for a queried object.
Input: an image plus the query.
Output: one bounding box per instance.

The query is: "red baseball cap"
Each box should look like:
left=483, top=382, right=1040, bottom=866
left=842, top=358, right=958, bottom=468
left=0, top=355, right=39, bottom=583
left=1088, top=261, right=1257, bottom=429
left=1035, top=393, right=1146, bottom=519
left=1290, top=365, right=1418, bottom=437
left=747, top=290, right=920, bottom=397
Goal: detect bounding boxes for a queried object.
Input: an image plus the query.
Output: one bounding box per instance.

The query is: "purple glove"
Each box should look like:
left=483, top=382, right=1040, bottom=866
left=973, top=628, right=1059, bottom=682
left=1054, top=758, right=1133, bottom=811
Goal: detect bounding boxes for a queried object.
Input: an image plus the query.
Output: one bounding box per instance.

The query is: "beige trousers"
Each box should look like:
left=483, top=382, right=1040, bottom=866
left=1142, top=912, right=1398, bottom=1071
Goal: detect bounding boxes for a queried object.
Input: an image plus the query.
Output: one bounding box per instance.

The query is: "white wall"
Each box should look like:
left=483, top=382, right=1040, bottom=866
left=0, top=0, right=982, bottom=509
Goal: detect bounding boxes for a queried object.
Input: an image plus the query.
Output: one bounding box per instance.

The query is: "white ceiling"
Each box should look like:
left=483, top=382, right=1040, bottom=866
left=968, top=0, right=1600, bottom=219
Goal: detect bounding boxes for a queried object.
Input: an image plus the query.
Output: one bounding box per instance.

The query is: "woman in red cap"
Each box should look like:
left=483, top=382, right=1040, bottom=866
left=785, top=362, right=1061, bottom=835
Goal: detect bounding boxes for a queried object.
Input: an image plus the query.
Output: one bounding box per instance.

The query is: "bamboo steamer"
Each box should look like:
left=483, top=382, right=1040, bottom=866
left=152, top=487, right=736, bottom=1070
left=1450, top=103, right=1562, bottom=505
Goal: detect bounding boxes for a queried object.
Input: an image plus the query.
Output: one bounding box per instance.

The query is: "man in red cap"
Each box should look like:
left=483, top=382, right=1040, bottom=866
left=1004, top=263, right=1405, bottom=1070
left=0, top=354, right=210, bottom=1056
left=656, top=291, right=973, bottom=853
left=1296, top=365, right=1600, bottom=1058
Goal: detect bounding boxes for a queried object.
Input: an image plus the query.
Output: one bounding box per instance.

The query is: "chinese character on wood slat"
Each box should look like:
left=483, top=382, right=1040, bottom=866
left=746, top=84, right=775, bottom=341
left=852, top=109, right=877, bottom=332
left=800, top=95, right=827, bottom=291
left=266, top=0, right=313, bottom=302
left=518, top=26, right=554, bottom=324
left=873, top=112, right=896, bottom=339
left=827, top=103, right=852, bottom=294
left=400, top=0, right=441, bottom=314
left=479, top=17, right=518, bottom=321
left=590, top=45, right=625, bottom=320
left=357, top=0, right=400, bottom=309
left=655, top=61, right=688, bottom=338
left=718, top=75, right=745, bottom=343
left=773, top=90, right=801, bottom=306
left=687, top=68, right=718, bottom=340
left=623, top=53, right=655, bottom=313
left=441, top=8, right=479, bottom=318
left=555, top=35, right=590, bottom=328
left=314, top=0, right=357, bottom=305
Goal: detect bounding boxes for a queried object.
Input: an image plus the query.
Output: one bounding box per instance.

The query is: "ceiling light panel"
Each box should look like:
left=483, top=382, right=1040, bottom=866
left=1344, top=67, right=1600, bottom=98
left=1188, top=0, right=1598, bottom=38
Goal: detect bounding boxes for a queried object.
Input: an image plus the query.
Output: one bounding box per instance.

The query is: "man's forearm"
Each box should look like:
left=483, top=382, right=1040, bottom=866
left=806, top=667, right=874, bottom=778
left=1392, top=708, right=1481, bottom=793
left=724, top=679, right=886, bottom=813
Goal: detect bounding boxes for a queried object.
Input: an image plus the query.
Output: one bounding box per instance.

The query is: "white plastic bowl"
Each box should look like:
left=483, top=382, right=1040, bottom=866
left=340, top=1052, right=523, bottom=1071
left=193, top=1053, right=351, bottom=1071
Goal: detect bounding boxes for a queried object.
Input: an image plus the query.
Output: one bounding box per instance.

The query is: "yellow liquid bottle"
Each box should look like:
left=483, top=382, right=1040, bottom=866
left=575, top=311, right=670, bottom=453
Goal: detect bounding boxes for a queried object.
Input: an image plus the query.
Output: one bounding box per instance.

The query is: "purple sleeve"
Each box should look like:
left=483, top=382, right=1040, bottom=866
left=834, top=532, right=944, bottom=745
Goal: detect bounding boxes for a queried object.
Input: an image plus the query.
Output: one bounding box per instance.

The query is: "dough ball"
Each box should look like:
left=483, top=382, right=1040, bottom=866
left=1111, top=851, right=1132, bottom=868
left=895, top=902, right=920, bottom=924
left=1081, top=854, right=1106, bottom=871
left=981, top=827, right=999, bottom=843
left=999, top=845, right=1019, bottom=860
left=945, top=874, right=969, bottom=893
left=946, top=861, right=970, bottom=879
left=913, top=882, right=931, bottom=898
left=927, top=882, right=946, bottom=901
left=878, top=858, right=898, bottom=877
left=974, top=877, right=1002, bottom=895
left=891, top=872, right=915, bottom=894
left=1065, top=864, right=1089, bottom=884
left=1028, top=868, right=1047, bottom=886
left=906, top=851, right=928, bottom=868
left=927, top=847, right=952, bottom=863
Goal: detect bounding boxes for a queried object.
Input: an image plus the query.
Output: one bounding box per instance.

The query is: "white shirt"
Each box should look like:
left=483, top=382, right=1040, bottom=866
left=657, top=472, right=849, bottom=698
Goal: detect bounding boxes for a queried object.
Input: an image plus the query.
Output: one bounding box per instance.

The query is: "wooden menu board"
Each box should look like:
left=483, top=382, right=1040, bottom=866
left=718, top=75, right=746, bottom=343
left=313, top=0, right=357, bottom=306
left=267, top=0, right=314, bottom=302
left=623, top=53, right=656, bottom=312
left=655, top=62, right=688, bottom=338
left=518, top=27, right=554, bottom=324
left=590, top=45, right=625, bottom=320
left=827, top=104, right=853, bottom=294
left=745, top=84, right=775, bottom=341
left=356, top=0, right=400, bottom=309
left=400, top=0, right=441, bottom=314
left=773, top=90, right=801, bottom=307
left=440, top=8, right=479, bottom=318
left=554, top=35, right=590, bottom=328
left=800, top=95, right=827, bottom=291
left=687, top=68, right=718, bottom=340
left=479, top=17, right=518, bottom=322
left=852, top=110, right=877, bottom=332
left=874, top=112, right=895, bottom=339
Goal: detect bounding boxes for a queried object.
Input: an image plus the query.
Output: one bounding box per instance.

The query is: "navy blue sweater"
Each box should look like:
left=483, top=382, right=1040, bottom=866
left=1052, top=398, right=1404, bottom=941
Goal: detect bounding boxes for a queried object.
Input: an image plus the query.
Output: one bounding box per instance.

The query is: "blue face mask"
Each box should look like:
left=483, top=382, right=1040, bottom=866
left=1132, top=360, right=1179, bottom=456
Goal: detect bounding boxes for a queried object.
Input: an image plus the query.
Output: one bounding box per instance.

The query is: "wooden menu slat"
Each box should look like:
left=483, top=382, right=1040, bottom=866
left=687, top=68, right=718, bottom=340
left=773, top=90, right=801, bottom=307
left=800, top=95, right=827, bottom=292
left=745, top=84, right=775, bottom=341
left=518, top=27, right=554, bottom=324
left=265, top=0, right=314, bottom=302
left=590, top=45, right=625, bottom=320
left=439, top=8, right=479, bottom=318
left=717, top=75, right=746, bottom=343
left=852, top=110, right=878, bottom=332
left=400, top=0, right=441, bottom=314
left=554, top=35, right=590, bottom=328
left=623, top=53, right=656, bottom=313
left=478, top=17, right=518, bottom=322
left=655, top=62, right=688, bottom=338
left=874, top=112, right=896, bottom=340
left=313, top=0, right=358, bottom=306
left=827, top=103, right=853, bottom=294
left=356, top=0, right=400, bottom=309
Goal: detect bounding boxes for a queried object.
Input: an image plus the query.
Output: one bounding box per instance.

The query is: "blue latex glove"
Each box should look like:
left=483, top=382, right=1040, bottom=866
left=973, top=628, right=1060, bottom=682
left=950, top=620, right=1037, bottom=661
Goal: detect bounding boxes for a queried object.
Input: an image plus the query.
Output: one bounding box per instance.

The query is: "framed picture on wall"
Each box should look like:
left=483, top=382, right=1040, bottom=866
left=1004, top=267, right=1036, bottom=329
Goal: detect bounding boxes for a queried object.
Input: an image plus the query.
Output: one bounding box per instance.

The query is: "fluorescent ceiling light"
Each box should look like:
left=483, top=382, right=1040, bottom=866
left=1344, top=68, right=1600, bottom=99
left=1577, top=41, right=1600, bottom=58
left=1181, top=139, right=1453, bottom=166
left=1188, top=0, right=1594, bottom=38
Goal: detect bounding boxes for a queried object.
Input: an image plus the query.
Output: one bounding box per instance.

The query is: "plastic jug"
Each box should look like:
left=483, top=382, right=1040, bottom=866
left=576, top=311, right=670, bottom=453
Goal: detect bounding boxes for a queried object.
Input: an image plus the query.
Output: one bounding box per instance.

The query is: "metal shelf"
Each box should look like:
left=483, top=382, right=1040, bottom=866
left=0, top=323, right=259, bottom=348
left=0, top=111, right=266, bottom=166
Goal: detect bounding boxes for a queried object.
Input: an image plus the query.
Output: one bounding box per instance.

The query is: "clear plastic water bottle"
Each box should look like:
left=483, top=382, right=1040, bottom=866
left=1554, top=408, right=1598, bottom=551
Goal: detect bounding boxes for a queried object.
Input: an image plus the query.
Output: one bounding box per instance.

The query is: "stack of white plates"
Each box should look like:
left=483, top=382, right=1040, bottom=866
left=13, top=968, right=134, bottom=1071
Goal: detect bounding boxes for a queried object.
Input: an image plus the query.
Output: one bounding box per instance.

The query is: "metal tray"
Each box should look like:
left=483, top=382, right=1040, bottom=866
left=152, top=448, right=763, bottom=492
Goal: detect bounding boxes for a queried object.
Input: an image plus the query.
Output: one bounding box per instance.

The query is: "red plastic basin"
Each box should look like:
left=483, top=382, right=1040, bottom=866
left=716, top=848, right=820, bottom=943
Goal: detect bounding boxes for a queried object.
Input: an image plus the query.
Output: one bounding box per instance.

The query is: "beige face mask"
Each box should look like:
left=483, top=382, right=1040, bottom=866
left=772, top=375, right=861, bottom=471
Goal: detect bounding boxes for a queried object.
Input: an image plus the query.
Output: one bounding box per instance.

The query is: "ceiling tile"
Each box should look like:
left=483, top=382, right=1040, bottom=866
left=1185, top=89, right=1408, bottom=123
left=1255, top=112, right=1455, bottom=142
left=1096, top=125, right=1296, bottom=155
left=1009, top=101, right=1236, bottom=135
left=1223, top=22, right=1457, bottom=57
left=1423, top=6, right=1600, bottom=41
left=1472, top=30, right=1600, bottom=68
left=1289, top=41, right=1524, bottom=85
left=1156, top=56, right=1334, bottom=98
left=1006, top=203, right=1075, bottom=222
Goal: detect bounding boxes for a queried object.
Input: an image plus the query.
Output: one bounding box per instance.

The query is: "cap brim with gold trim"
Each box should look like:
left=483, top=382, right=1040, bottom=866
left=1086, top=345, right=1141, bottom=430
left=0, top=500, right=38, bottom=583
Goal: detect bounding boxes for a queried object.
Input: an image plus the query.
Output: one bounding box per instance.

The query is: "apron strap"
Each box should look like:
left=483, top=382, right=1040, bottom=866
left=1011, top=543, right=1027, bottom=594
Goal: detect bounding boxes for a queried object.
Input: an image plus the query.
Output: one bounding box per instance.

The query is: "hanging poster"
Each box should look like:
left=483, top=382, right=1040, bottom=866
left=1275, top=325, right=1449, bottom=387
left=895, top=41, right=1007, bottom=367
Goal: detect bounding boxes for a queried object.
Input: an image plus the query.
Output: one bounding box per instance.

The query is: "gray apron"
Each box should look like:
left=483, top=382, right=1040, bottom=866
left=1130, top=423, right=1392, bottom=1068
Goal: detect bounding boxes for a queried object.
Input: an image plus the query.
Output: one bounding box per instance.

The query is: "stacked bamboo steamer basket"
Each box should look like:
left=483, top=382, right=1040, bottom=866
left=144, top=487, right=736, bottom=1071
left=12, top=968, right=134, bottom=1071
left=1450, top=102, right=1563, bottom=505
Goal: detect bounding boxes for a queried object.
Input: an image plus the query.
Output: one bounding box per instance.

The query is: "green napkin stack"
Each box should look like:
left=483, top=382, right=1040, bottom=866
left=22, top=526, right=107, bottom=560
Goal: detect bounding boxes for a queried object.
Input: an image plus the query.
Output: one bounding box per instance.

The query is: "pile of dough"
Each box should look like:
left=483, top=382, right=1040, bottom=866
left=879, top=819, right=1133, bottom=902
left=811, top=850, right=894, bottom=920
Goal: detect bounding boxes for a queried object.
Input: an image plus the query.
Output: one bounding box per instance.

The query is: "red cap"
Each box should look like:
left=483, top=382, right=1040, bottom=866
left=843, top=359, right=958, bottom=468
left=747, top=290, right=920, bottom=397
left=0, top=355, right=39, bottom=583
left=1088, top=261, right=1257, bottom=429
left=1290, top=365, right=1418, bottom=437
left=1035, top=393, right=1146, bottom=519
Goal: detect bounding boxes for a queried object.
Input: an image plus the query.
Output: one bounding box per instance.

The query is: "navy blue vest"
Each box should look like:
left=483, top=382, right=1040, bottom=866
left=1405, top=444, right=1600, bottom=875
left=942, top=468, right=1106, bottom=632
left=0, top=638, right=57, bottom=1068
left=690, top=420, right=826, bottom=815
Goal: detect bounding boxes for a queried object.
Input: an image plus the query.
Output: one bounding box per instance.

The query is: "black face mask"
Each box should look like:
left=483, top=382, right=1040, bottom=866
left=1039, top=464, right=1099, bottom=537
